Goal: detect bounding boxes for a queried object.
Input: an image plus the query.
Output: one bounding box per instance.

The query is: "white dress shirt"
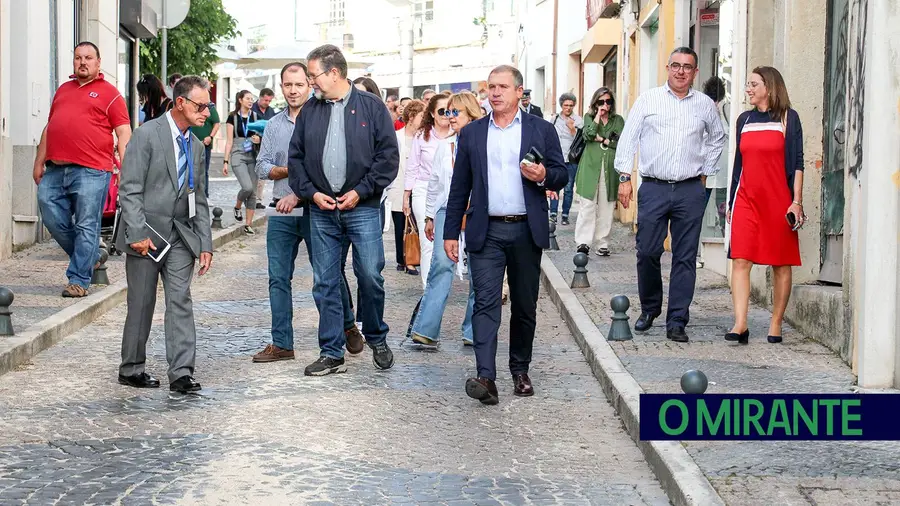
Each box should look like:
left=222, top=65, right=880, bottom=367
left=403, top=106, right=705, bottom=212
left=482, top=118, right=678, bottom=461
left=614, top=82, right=726, bottom=181
left=425, top=134, right=456, bottom=218
left=487, top=110, right=527, bottom=216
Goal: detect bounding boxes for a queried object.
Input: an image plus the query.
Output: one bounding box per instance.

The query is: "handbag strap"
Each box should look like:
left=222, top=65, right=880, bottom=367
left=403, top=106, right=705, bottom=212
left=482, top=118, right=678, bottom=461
left=405, top=214, right=417, bottom=234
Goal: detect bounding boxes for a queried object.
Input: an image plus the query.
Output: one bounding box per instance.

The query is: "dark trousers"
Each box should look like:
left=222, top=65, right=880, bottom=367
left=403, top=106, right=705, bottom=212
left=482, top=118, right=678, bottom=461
left=468, top=220, right=542, bottom=381
left=391, top=211, right=406, bottom=266
left=636, top=179, right=706, bottom=329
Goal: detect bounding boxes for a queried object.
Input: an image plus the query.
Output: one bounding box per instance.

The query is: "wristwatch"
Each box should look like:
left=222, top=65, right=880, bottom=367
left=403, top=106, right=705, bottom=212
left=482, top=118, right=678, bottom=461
left=619, top=174, right=631, bottom=183
left=536, top=178, right=546, bottom=187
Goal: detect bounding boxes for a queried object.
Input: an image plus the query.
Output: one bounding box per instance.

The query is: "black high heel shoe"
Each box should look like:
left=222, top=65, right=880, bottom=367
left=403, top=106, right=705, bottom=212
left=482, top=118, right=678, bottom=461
left=767, top=335, right=783, bottom=344
left=725, top=329, right=750, bottom=344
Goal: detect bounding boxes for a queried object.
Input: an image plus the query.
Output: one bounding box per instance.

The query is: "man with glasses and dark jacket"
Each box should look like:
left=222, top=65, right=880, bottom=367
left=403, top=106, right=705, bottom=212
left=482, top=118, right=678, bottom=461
left=288, top=45, right=399, bottom=376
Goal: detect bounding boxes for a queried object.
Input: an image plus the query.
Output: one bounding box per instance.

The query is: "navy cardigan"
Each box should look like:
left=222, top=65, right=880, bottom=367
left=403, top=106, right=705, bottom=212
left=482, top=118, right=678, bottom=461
left=728, top=107, right=803, bottom=210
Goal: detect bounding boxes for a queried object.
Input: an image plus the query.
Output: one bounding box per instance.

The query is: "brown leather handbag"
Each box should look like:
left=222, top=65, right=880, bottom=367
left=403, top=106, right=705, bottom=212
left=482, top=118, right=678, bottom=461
left=404, top=215, right=421, bottom=266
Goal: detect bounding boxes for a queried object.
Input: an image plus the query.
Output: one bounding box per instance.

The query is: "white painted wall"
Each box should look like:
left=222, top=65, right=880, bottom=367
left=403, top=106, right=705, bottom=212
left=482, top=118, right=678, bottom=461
left=520, top=0, right=554, bottom=108
left=0, top=0, right=13, bottom=259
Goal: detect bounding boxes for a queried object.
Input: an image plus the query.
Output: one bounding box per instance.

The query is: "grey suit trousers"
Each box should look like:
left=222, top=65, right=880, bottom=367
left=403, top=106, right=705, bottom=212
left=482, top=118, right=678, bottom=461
left=120, top=240, right=197, bottom=382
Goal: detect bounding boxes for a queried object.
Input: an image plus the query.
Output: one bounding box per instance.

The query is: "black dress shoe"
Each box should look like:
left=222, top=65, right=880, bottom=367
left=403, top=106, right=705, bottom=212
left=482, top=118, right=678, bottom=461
left=118, top=372, right=160, bottom=389
left=667, top=327, right=689, bottom=343
left=767, top=335, right=783, bottom=344
left=513, top=373, right=534, bottom=397
left=170, top=376, right=202, bottom=393
left=725, top=329, right=750, bottom=344
left=634, top=312, right=659, bottom=332
left=465, top=377, right=499, bottom=405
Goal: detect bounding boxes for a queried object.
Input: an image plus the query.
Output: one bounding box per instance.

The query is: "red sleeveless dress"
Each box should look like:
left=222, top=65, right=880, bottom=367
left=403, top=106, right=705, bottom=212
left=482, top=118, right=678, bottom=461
left=729, top=111, right=801, bottom=266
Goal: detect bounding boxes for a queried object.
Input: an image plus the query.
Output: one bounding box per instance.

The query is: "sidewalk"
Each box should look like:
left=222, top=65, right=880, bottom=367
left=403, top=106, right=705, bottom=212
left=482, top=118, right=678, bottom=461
left=545, top=216, right=900, bottom=505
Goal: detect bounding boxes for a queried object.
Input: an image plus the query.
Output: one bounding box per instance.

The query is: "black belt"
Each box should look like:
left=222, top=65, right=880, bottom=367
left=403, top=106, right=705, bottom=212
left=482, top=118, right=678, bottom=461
left=641, top=176, right=701, bottom=184
left=489, top=215, right=527, bottom=223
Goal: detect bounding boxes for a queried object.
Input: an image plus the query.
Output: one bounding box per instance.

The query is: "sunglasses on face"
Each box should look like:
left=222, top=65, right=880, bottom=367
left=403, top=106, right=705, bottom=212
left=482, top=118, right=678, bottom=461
left=441, top=108, right=461, bottom=118
left=183, top=97, right=215, bottom=112
left=595, top=99, right=614, bottom=107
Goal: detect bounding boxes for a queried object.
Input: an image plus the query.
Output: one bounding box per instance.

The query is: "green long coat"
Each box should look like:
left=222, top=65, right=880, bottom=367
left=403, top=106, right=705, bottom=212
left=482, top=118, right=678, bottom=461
left=574, top=112, right=625, bottom=202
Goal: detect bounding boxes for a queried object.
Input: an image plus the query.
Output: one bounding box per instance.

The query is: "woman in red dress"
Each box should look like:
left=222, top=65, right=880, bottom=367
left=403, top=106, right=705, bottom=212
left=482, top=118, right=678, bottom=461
left=725, top=66, right=805, bottom=344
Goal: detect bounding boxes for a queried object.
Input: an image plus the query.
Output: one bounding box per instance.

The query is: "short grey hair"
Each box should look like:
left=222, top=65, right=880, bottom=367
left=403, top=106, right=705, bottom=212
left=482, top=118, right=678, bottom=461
left=559, top=92, right=577, bottom=106
left=172, top=75, right=209, bottom=100
left=669, top=46, right=698, bottom=66
left=489, top=65, right=524, bottom=88
left=307, top=44, right=348, bottom=79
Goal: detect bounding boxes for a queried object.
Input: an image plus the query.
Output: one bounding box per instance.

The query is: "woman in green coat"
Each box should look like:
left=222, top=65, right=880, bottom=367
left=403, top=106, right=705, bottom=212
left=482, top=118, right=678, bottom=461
left=574, top=87, right=625, bottom=256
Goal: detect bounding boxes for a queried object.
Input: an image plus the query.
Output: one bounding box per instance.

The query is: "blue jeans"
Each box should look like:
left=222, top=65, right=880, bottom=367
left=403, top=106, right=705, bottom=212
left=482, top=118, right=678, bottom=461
left=38, top=165, right=111, bottom=289
left=309, top=205, right=388, bottom=359
left=411, top=208, right=474, bottom=343
left=549, top=162, right=579, bottom=217
left=204, top=145, right=212, bottom=198
left=267, top=210, right=356, bottom=351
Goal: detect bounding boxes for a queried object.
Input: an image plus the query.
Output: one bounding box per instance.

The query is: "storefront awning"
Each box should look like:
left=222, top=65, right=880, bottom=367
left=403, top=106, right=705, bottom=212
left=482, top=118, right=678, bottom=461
left=581, top=18, right=622, bottom=64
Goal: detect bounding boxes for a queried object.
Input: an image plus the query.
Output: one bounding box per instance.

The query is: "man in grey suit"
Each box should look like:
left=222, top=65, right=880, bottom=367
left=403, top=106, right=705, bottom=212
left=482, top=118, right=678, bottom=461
left=116, top=76, right=214, bottom=394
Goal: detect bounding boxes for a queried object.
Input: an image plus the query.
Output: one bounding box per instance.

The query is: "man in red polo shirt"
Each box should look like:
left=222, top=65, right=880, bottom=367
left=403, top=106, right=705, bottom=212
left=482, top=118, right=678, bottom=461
left=33, top=41, right=132, bottom=298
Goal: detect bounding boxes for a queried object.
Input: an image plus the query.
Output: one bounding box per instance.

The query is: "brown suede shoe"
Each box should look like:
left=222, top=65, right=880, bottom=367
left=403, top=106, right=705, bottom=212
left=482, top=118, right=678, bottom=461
left=252, top=344, right=295, bottom=363
left=345, top=326, right=365, bottom=355
left=61, top=284, right=88, bottom=298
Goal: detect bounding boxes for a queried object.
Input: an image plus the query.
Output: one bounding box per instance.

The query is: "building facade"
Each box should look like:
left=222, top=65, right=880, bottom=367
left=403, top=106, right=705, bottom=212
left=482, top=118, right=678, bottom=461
left=0, top=0, right=156, bottom=260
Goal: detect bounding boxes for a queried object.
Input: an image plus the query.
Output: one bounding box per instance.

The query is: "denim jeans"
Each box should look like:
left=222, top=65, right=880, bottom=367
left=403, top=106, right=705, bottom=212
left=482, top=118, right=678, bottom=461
left=411, top=208, right=474, bottom=343
left=38, top=165, right=111, bottom=289
left=309, top=205, right=388, bottom=359
left=268, top=210, right=356, bottom=351
left=550, top=162, right=579, bottom=217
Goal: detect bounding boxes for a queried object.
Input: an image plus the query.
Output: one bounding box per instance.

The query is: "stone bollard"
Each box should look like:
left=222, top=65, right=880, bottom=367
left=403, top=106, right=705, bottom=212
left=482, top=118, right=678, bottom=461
left=570, top=252, right=590, bottom=288
left=606, top=295, right=633, bottom=341
left=211, top=207, right=224, bottom=229
left=681, top=370, right=708, bottom=394
left=548, top=222, right=559, bottom=251
left=92, top=249, right=110, bottom=286
left=0, top=286, right=13, bottom=336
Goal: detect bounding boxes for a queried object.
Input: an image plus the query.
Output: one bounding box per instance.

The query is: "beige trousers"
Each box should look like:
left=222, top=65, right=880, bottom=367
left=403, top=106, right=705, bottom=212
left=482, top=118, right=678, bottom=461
left=574, top=171, right=616, bottom=250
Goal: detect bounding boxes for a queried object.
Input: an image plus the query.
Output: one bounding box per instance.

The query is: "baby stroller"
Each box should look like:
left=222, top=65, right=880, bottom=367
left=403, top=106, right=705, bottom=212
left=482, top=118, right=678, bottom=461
left=101, top=158, right=122, bottom=255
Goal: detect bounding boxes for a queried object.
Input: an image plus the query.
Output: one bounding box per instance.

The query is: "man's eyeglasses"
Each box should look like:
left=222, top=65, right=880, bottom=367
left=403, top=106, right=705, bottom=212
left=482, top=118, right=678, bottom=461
left=669, top=63, right=696, bottom=73
left=307, top=70, right=330, bottom=82
left=441, top=108, right=460, bottom=118
left=595, top=99, right=614, bottom=107
left=183, top=97, right=215, bottom=112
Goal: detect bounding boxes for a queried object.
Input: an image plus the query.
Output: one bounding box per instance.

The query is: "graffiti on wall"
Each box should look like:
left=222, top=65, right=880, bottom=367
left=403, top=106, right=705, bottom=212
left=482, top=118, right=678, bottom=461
left=846, top=0, right=868, bottom=178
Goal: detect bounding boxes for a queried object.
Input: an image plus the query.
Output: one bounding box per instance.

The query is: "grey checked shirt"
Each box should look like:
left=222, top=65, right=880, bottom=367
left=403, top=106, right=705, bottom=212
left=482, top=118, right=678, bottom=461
left=256, top=109, right=298, bottom=200
left=322, top=86, right=352, bottom=193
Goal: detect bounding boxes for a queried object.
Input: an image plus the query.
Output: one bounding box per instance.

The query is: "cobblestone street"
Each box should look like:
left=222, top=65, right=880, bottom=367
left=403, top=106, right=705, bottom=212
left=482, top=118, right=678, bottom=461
left=546, top=209, right=900, bottom=506
left=0, top=214, right=669, bottom=505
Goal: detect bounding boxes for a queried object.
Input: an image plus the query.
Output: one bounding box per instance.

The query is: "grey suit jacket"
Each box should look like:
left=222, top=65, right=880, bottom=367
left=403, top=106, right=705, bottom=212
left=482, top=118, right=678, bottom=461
left=116, top=115, right=213, bottom=259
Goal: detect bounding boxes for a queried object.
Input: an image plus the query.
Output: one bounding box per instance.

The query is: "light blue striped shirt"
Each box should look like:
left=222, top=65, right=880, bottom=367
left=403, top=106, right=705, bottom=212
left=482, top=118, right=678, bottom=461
left=256, top=109, right=296, bottom=200
left=614, top=83, right=726, bottom=180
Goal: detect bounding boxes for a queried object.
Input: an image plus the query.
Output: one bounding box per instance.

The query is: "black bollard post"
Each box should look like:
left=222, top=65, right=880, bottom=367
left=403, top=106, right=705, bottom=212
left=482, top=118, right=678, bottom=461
left=211, top=207, right=224, bottom=229
left=571, top=252, right=590, bottom=288
left=91, top=248, right=110, bottom=286
left=548, top=222, right=559, bottom=251
left=607, top=295, right=633, bottom=341
left=0, top=286, right=13, bottom=336
left=681, top=370, right=709, bottom=394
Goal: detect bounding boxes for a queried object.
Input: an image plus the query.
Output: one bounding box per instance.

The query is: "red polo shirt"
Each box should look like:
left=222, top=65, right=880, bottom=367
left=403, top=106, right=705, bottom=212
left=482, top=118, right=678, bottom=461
left=45, top=73, right=130, bottom=172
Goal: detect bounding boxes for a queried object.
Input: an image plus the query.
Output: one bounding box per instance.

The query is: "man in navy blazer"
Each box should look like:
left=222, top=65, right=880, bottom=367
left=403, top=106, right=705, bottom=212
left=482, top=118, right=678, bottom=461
left=443, top=65, right=567, bottom=405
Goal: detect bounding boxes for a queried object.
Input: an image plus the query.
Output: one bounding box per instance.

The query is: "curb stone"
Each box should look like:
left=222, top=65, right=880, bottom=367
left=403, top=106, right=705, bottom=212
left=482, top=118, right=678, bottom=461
left=0, top=215, right=266, bottom=378
left=539, top=256, right=725, bottom=506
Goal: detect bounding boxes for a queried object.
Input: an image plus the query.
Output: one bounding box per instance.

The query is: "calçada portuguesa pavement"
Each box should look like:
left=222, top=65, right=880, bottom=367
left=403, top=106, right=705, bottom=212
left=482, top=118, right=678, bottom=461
left=545, top=213, right=900, bottom=506
left=0, top=213, right=669, bottom=505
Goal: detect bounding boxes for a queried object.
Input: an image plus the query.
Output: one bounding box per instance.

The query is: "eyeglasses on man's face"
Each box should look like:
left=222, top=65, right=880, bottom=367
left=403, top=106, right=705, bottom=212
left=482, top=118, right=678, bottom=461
left=307, top=69, right=331, bottom=83
left=441, top=108, right=460, bottom=118
left=183, top=97, right=214, bottom=113
left=668, top=63, right=696, bottom=73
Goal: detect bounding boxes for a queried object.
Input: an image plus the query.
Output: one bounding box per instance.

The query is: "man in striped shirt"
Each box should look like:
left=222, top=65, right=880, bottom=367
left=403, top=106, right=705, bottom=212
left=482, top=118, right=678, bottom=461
left=251, top=62, right=364, bottom=364
left=613, top=47, right=726, bottom=343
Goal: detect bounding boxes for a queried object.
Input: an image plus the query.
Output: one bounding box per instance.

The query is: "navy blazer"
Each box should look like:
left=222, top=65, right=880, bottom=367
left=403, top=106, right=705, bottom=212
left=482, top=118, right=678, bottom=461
left=444, top=111, right=568, bottom=252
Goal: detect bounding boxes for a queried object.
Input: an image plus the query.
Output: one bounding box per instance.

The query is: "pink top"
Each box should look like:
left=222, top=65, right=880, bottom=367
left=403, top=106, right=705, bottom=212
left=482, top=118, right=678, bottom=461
left=404, top=127, right=450, bottom=191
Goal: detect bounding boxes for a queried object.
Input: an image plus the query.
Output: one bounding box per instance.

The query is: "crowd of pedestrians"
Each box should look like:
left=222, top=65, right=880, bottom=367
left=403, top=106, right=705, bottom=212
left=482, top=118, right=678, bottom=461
left=35, top=40, right=807, bottom=400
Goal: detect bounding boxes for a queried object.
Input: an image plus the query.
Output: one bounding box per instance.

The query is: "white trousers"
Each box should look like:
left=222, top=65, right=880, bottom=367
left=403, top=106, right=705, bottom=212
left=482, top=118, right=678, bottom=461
left=411, top=180, right=433, bottom=289
left=574, top=173, right=616, bottom=250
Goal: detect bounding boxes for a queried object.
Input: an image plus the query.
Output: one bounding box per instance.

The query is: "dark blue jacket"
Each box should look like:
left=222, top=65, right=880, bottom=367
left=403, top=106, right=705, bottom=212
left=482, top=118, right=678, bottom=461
left=288, top=85, right=399, bottom=208
left=444, top=111, right=568, bottom=251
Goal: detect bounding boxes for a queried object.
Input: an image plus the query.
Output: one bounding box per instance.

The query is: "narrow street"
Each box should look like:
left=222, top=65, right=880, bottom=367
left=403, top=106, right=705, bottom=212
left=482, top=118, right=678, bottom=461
left=0, top=217, right=668, bottom=505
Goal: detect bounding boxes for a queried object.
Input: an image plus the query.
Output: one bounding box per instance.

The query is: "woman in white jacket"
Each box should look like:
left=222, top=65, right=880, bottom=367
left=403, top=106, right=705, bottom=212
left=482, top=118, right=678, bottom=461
left=385, top=100, right=426, bottom=275
left=408, top=92, right=484, bottom=348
